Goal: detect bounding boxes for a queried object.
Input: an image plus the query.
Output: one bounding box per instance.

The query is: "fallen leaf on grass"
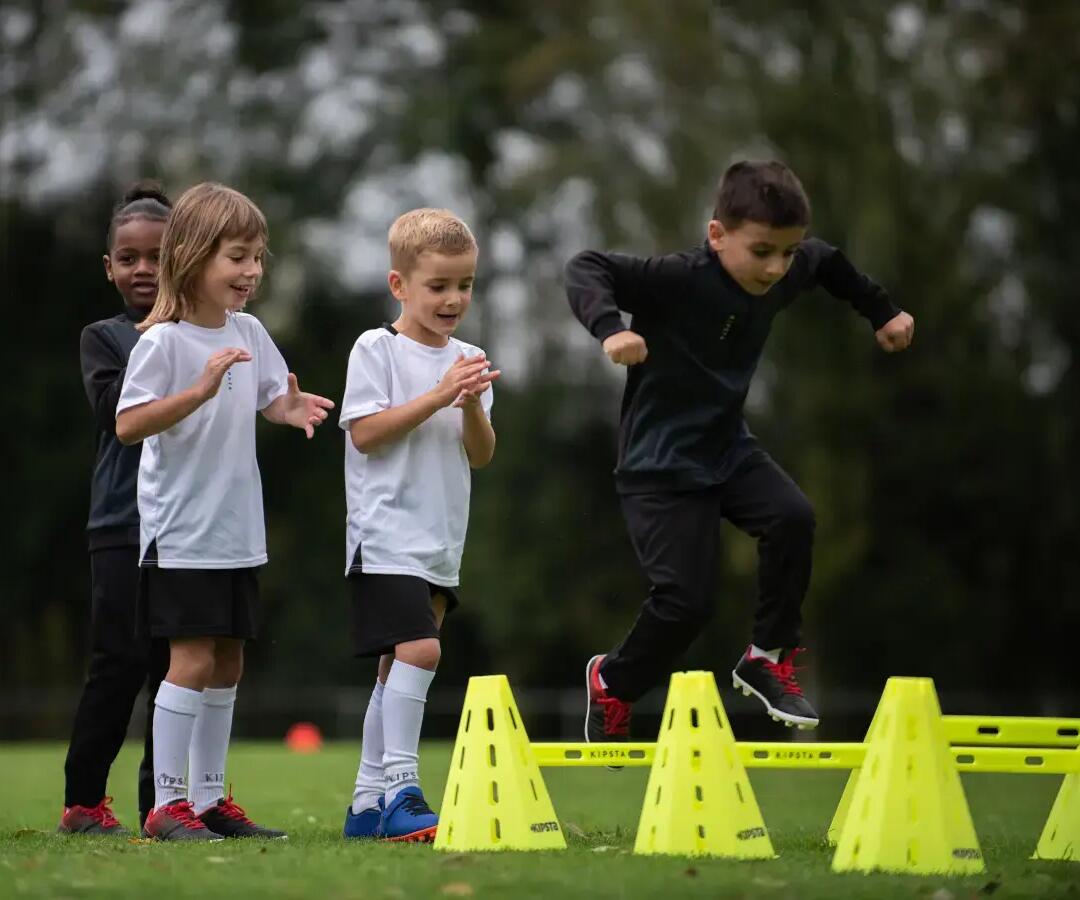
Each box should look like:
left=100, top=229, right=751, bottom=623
left=591, top=845, right=613, bottom=853
left=205, top=856, right=229, bottom=864
left=127, top=838, right=154, bottom=845
left=980, top=881, right=1002, bottom=895
left=440, top=883, right=474, bottom=896
left=563, top=821, right=586, bottom=839
left=929, top=889, right=954, bottom=900
left=684, top=867, right=698, bottom=877
left=12, top=829, right=47, bottom=839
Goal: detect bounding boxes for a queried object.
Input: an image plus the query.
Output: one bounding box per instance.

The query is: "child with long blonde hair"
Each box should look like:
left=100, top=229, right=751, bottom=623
left=117, top=182, right=334, bottom=841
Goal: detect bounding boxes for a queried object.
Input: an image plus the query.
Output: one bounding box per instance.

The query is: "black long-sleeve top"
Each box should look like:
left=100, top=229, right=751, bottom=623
left=80, top=306, right=145, bottom=549
left=565, top=238, right=900, bottom=494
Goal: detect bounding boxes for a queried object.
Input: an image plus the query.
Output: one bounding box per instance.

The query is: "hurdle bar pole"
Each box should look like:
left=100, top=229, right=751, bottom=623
left=942, top=716, right=1079, bottom=747
left=531, top=742, right=1080, bottom=775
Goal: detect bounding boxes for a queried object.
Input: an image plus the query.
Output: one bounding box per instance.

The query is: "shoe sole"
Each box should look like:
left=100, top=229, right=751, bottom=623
left=585, top=655, right=625, bottom=771
left=731, top=671, right=819, bottom=730
left=381, top=825, right=437, bottom=843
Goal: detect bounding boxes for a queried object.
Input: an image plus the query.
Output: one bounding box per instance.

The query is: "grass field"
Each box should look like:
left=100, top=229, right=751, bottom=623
left=0, top=742, right=1075, bottom=899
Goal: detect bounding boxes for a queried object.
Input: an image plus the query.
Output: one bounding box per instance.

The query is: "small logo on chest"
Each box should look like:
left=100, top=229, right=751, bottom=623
left=719, top=314, right=737, bottom=340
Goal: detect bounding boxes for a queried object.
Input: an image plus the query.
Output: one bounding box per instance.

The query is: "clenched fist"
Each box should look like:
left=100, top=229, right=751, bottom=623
left=875, top=312, right=915, bottom=353
left=602, top=330, right=649, bottom=366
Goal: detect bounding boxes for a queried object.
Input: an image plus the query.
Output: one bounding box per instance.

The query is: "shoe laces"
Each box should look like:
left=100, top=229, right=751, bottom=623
left=760, top=647, right=806, bottom=696
left=599, top=695, right=632, bottom=736
left=215, top=789, right=256, bottom=825
left=84, top=796, right=121, bottom=828
left=160, top=799, right=208, bottom=829
left=398, top=792, right=434, bottom=817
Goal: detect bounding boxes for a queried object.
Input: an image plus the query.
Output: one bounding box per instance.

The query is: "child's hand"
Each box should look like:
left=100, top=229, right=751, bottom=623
left=279, top=373, right=335, bottom=438
left=436, top=354, right=494, bottom=407
left=453, top=365, right=501, bottom=409
left=875, top=312, right=915, bottom=353
left=602, top=330, right=648, bottom=365
left=197, top=347, right=252, bottom=400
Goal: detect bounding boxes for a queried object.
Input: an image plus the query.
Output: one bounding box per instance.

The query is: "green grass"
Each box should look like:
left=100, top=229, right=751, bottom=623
left=0, top=742, right=1074, bottom=898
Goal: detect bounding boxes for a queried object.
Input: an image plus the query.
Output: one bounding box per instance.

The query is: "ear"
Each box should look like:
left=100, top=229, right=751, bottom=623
left=387, top=269, right=407, bottom=302
left=103, top=253, right=114, bottom=281
left=707, top=219, right=726, bottom=253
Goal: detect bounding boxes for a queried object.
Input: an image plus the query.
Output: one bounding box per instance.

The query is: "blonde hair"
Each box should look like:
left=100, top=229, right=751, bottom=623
left=388, top=208, right=477, bottom=275
left=138, top=182, right=268, bottom=332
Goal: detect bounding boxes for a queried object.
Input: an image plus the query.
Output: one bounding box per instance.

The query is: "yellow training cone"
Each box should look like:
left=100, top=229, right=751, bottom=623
left=831, top=677, right=984, bottom=875
left=634, top=671, right=776, bottom=859
left=827, top=689, right=886, bottom=845
left=1034, top=769, right=1079, bottom=862
left=435, top=675, right=565, bottom=852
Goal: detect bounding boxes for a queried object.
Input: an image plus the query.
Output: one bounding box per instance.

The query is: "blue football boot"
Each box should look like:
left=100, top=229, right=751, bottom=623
left=380, top=786, right=438, bottom=843
left=343, top=796, right=384, bottom=839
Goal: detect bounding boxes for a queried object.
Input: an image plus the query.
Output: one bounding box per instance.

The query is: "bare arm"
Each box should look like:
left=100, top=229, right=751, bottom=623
left=460, top=399, right=496, bottom=468
left=261, top=372, right=335, bottom=438
left=115, top=347, right=251, bottom=445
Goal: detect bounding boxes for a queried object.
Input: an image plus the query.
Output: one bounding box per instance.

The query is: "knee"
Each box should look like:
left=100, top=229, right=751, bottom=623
left=652, top=581, right=714, bottom=629
left=167, top=652, right=215, bottom=689
left=394, top=638, right=441, bottom=672
left=774, top=494, right=816, bottom=537
left=212, top=642, right=244, bottom=687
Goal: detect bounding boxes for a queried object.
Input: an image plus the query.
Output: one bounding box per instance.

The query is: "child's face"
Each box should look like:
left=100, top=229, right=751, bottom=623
left=707, top=219, right=806, bottom=295
left=103, top=217, right=166, bottom=310
left=389, top=250, right=477, bottom=345
left=192, top=237, right=264, bottom=314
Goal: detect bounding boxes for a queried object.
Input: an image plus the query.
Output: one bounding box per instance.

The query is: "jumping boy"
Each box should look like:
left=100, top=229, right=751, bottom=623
left=340, top=209, right=497, bottom=842
left=565, top=160, right=914, bottom=738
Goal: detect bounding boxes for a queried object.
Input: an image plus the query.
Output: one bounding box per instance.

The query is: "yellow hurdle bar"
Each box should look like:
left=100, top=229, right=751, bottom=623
left=532, top=742, right=1080, bottom=775
left=942, top=715, right=1079, bottom=747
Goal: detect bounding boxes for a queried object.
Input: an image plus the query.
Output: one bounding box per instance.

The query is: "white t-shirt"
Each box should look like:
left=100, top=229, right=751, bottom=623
left=339, top=326, right=493, bottom=585
left=117, top=312, right=290, bottom=569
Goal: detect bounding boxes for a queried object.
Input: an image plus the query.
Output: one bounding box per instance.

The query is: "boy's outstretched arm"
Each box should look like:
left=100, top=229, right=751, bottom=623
left=797, top=238, right=914, bottom=352
left=564, top=250, right=686, bottom=365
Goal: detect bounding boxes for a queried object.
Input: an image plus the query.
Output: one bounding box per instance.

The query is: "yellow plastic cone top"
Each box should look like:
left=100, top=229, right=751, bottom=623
left=634, top=671, right=776, bottom=859
left=827, top=692, right=886, bottom=845
left=831, top=677, right=984, bottom=875
left=434, top=675, right=566, bottom=852
left=1034, top=770, right=1079, bottom=862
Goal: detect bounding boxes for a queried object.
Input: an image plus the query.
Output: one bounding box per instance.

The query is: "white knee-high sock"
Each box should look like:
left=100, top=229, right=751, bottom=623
left=382, top=661, right=435, bottom=804
left=153, top=682, right=203, bottom=809
left=189, top=685, right=237, bottom=815
left=351, top=679, right=386, bottom=814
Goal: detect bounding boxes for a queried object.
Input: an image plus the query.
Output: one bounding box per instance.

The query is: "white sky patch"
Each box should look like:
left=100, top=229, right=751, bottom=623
left=492, top=129, right=551, bottom=187
left=547, top=74, right=587, bottom=114
left=119, top=0, right=173, bottom=43
left=985, top=273, right=1026, bottom=350
left=886, top=4, right=924, bottom=59
left=490, top=225, right=525, bottom=271
left=616, top=117, right=672, bottom=180
left=605, top=55, right=660, bottom=102
left=967, top=206, right=1016, bottom=259
left=1, top=8, right=34, bottom=45
left=1023, top=327, right=1070, bottom=396
left=939, top=112, right=969, bottom=154
left=392, top=22, right=445, bottom=67
left=763, top=41, right=801, bottom=81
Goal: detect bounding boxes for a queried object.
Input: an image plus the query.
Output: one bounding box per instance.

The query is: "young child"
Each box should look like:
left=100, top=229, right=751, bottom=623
left=339, top=209, right=497, bottom=843
left=566, top=160, right=914, bottom=739
left=116, top=182, right=335, bottom=841
left=59, top=183, right=172, bottom=835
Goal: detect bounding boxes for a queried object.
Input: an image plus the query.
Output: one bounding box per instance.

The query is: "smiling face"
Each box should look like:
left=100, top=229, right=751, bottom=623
left=389, top=249, right=477, bottom=347
left=190, top=237, right=264, bottom=319
left=103, top=217, right=166, bottom=309
left=707, top=219, right=806, bottom=296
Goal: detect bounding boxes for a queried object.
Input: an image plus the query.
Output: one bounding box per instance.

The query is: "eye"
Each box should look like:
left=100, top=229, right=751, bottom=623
left=752, top=249, right=770, bottom=258
left=430, top=284, right=445, bottom=293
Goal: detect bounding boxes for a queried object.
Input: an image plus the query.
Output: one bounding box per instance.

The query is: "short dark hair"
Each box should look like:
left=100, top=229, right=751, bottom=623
left=713, top=160, right=810, bottom=229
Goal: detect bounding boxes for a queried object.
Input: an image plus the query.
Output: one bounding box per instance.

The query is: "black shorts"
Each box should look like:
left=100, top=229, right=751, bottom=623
left=138, top=545, right=260, bottom=640
left=348, top=572, right=459, bottom=658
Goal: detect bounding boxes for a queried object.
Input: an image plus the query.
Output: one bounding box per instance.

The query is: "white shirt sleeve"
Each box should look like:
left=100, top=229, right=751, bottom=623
left=249, top=317, right=290, bottom=411
left=340, top=337, right=391, bottom=428
left=116, top=334, right=171, bottom=416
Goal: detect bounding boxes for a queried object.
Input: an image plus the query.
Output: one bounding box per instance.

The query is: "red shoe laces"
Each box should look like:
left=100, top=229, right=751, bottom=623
left=600, top=695, right=631, bottom=735
left=761, top=647, right=807, bottom=696
left=217, top=790, right=256, bottom=825
left=86, top=797, right=121, bottom=828
left=160, top=800, right=206, bottom=828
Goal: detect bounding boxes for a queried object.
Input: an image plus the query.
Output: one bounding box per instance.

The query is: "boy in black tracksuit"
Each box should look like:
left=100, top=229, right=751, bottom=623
left=59, top=185, right=171, bottom=834
left=566, top=161, right=914, bottom=738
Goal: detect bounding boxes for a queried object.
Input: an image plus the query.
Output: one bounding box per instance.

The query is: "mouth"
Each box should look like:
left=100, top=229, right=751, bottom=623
left=755, top=279, right=775, bottom=292
left=230, top=284, right=254, bottom=301
left=131, top=282, right=157, bottom=297
left=435, top=311, right=460, bottom=325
